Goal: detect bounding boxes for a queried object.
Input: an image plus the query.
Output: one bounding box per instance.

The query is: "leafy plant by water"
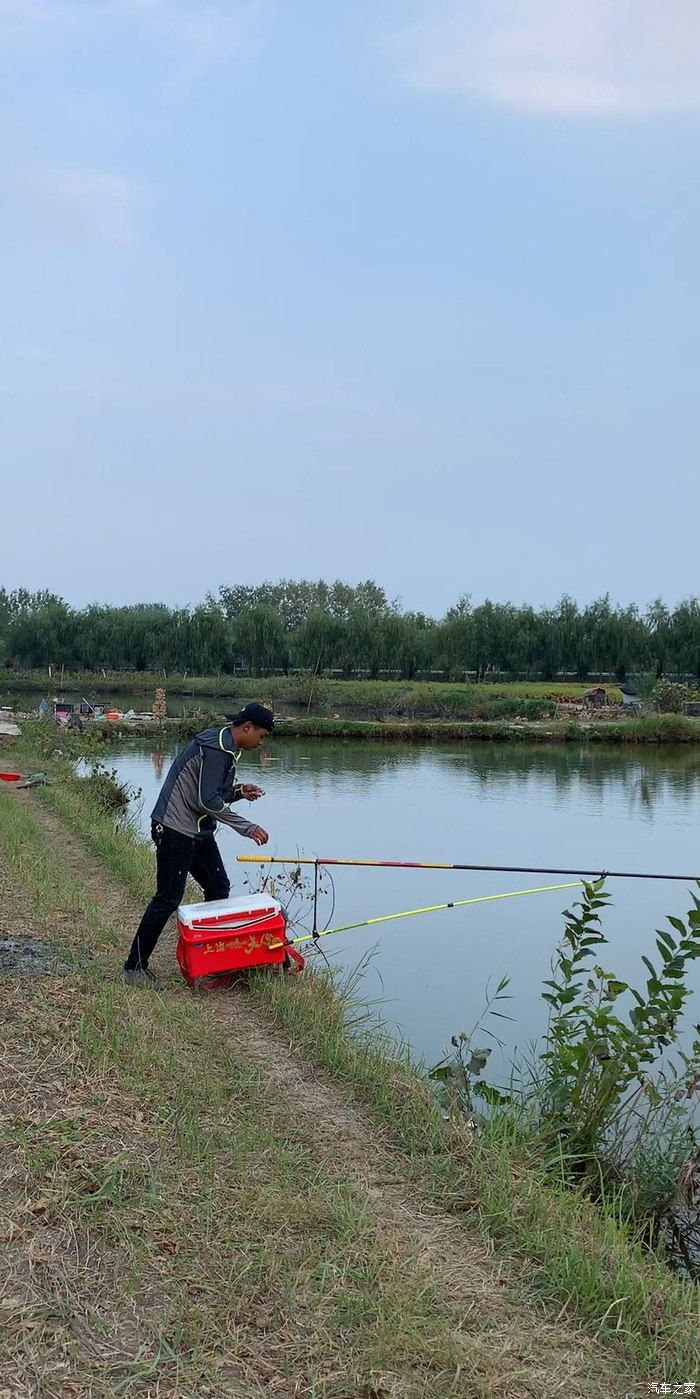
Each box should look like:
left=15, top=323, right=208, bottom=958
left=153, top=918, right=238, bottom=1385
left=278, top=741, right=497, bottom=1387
left=430, top=975, right=513, bottom=1122
left=432, top=880, right=700, bottom=1275
left=80, top=762, right=141, bottom=816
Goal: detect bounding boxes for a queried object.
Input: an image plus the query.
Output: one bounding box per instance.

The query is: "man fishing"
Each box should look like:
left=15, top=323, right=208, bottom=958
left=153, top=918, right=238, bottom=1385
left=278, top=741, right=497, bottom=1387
left=122, top=702, right=274, bottom=988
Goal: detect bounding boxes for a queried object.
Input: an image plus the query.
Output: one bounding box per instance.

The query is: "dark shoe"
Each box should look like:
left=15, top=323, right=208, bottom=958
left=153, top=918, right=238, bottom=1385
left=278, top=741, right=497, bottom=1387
left=122, top=966, right=165, bottom=991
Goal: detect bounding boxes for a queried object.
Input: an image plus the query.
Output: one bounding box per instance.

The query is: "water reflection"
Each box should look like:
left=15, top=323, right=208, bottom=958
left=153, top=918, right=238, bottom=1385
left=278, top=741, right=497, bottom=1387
left=264, top=740, right=700, bottom=819
left=151, top=750, right=167, bottom=783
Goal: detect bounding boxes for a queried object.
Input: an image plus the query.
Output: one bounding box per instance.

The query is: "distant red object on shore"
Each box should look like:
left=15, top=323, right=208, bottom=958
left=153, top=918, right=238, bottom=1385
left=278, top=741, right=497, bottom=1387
left=0, top=773, right=21, bottom=782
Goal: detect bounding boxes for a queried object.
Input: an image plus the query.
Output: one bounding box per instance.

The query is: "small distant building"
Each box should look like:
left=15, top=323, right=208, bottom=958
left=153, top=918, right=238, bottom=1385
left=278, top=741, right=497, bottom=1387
left=583, top=686, right=606, bottom=710
left=620, top=683, right=642, bottom=710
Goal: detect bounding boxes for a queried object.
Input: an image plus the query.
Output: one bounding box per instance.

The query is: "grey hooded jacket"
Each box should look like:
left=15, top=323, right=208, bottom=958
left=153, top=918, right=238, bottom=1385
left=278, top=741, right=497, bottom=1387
left=151, top=725, right=256, bottom=840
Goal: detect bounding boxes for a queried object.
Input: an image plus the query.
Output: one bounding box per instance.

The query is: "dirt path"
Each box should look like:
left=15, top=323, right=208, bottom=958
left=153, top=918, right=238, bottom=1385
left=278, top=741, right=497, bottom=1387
left=0, top=789, right=645, bottom=1397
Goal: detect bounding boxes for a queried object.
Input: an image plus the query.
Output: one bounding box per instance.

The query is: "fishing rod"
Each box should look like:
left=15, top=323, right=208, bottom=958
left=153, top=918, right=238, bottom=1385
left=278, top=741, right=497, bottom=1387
left=272, top=881, right=583, bottom=950
left=239, top=855, right=697, bottom=949
left=238, top=855, right=699, bottom=883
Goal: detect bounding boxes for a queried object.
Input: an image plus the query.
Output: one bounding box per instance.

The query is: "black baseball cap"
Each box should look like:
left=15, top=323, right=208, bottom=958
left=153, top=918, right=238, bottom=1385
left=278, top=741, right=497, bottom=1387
left=226, top=702, right=275, bottom=732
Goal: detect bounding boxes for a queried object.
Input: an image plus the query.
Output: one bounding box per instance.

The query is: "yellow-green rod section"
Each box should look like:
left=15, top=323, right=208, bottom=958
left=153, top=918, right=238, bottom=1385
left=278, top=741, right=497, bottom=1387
left=275, top=881, right=582, bottom=948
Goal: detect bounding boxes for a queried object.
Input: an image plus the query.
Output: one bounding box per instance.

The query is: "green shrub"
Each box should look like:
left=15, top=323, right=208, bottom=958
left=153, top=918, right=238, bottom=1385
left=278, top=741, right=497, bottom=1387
left=433, top=881, right=700, bottom=1274
left=79, top=761, right=139, bottom=813
left=652, top=680, right=692, bottom=714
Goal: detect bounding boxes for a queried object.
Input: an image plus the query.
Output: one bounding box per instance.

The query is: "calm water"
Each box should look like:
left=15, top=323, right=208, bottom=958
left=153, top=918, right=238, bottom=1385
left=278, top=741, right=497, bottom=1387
left=105, top=740, right=699, bottom=1068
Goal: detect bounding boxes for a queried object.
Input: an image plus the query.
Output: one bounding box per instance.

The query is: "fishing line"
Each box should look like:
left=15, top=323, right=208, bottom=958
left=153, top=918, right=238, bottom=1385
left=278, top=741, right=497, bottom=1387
left=322, top=866, right=337, bottom=932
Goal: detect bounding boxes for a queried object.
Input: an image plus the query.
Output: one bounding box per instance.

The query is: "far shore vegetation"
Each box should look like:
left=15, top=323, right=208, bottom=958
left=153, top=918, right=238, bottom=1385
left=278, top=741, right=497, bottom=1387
left=8, top=677, right=700, bottom=747
left=3, top=583, right=698, bottom=746
left=20, top=711, right=700, bottom=751
left=2, top=581, right=699, bottom=683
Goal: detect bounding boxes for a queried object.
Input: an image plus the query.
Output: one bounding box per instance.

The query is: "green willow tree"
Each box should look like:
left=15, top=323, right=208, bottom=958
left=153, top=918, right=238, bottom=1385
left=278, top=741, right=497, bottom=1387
left=234, top=605, right=288, bottom=677
left=1, top=584, right=698, bottom=682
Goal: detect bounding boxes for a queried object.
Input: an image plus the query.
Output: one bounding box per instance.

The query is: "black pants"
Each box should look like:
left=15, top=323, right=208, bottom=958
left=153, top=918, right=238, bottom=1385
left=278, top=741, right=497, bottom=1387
left=124, top=823, right=230, bottom=970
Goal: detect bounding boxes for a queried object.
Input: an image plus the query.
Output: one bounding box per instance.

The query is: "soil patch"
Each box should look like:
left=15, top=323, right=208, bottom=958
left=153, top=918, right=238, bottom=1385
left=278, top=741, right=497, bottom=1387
left=0, top=936, right=72, bottom=977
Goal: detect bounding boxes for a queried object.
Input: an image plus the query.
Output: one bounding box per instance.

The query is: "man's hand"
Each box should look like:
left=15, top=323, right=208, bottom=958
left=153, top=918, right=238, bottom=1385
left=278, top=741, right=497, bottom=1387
left=248, top=825, right=269, bottom=846
left=239, top=784, right=265, bottom=801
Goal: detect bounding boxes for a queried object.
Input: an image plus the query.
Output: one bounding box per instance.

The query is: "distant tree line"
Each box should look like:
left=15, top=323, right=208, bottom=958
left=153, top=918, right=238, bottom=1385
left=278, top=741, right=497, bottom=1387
left=0, top=583, right=698, bottom=682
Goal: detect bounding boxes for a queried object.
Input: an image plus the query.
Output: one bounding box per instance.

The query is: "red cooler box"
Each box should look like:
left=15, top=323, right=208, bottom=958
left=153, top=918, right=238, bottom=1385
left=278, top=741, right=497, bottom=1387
left=176, top=894, right=288, bottom=986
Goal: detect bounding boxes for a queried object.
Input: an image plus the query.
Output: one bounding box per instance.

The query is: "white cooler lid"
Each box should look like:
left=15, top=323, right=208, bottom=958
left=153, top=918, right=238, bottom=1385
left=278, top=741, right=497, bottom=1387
left=178, top=893, right=282, bottom=926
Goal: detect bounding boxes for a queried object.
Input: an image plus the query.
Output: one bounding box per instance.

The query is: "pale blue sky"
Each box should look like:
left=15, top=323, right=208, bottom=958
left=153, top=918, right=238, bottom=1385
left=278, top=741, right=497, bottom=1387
left=2, top=1, right=698, bottom=616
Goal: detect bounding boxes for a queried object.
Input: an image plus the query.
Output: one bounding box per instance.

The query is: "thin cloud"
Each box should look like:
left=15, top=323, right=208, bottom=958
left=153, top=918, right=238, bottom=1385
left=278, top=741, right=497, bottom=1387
left=393, top=1, right=700, bottom=116
left=0, top=0, right=262, bottom=90
left=15, top=168, right=152, bottom=247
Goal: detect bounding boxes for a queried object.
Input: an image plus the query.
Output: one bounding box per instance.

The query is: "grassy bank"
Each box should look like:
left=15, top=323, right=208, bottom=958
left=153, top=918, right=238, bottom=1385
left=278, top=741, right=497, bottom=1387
left=268, top=714, right=700, bottom=745
left=3, top=667, right=616, bottom=721
left=8, top=741, right=698, bottom=1382
left=6, top=665, right=699, bottom=742
left=19, top=712, right=700, bottom=753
